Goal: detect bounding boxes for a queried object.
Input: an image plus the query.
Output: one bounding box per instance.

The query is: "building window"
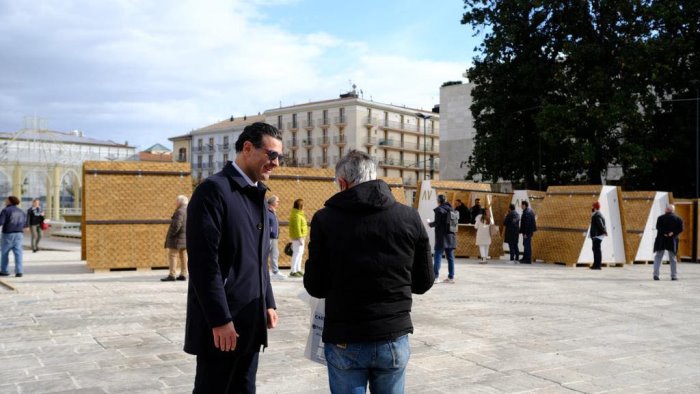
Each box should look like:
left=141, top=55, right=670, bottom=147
left=178, top=147, right=187, bottom=162
left=223, top=153, right=229, bottom=163
left=277, top=115, right=283, bottom=130
left=197, top=139, right=203, bottom=147
left=292, top=113, right=298, bottom=128
left=323, top=110, right=328, bottom=124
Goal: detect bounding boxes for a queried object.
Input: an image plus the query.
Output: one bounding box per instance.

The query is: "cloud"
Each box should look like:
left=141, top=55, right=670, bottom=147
left=0, top=0, right=466, bottom=149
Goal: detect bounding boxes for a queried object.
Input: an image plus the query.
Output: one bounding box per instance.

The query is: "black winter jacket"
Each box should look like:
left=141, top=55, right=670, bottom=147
left=589, top=211, right=607, bottom=238
left=304, top=179, right=434, bottom=344
left=429, top=202, right=457, bottom=249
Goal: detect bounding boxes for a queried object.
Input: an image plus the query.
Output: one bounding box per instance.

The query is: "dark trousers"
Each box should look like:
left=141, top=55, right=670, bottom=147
left=194, top=352, right=259, bottom=394
left=522, top=236, right=532, bottom=263
left=592, top=238, right=603, bottom=268
left=508, top=241, right=519, bottom=261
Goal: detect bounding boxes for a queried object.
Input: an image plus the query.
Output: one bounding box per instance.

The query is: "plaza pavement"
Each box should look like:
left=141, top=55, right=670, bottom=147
left=1, top=237, right=700, bottom=393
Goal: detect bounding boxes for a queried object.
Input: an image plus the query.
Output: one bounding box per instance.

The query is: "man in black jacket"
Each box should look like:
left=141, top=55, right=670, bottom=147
left=185, top=122, right=281, bottom=393
left=429, top=195, right=457, bottom=283
left=589, top=201, right=607, bottom=270
left=304, top=150, right=434, bottom=394
left=0, top=196, right=27, bottom=277
left=519, top=201, right=537, bottom=264
left=653, top=204, right=684, bottom=281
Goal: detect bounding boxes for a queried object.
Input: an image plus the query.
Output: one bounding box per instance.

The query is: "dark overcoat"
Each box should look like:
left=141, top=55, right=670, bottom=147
left=429, top=202, right=457, bottom=250
left=519, top=207, right=537, bottom=236
left=184, top=162, right=276, bottom=356
left=164, top=205, right=187, bottom=249
left=503, top=210, right=520, bottom=244
left=653, top=212, right=684, bottom=253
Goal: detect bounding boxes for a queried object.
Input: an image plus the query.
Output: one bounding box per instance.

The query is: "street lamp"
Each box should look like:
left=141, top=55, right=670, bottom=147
left=416, top=113, right=432, bottom=180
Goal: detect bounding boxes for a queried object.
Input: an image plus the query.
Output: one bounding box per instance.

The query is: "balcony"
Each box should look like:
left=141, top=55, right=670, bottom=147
left=218, top=143, right=231, bottom=153
left=287, top=122, right=299, bottom=131
left=403, top=178, right=416, bottom=186
left=286, top=139, right=299, bottom=150
left=335, top=115, right=347, bottom=126
left=364, top=116, right=378, bottom=127
left=302, top=138, right=314, bottom=148
left=380, top=119, right=420, bottom=133
left=334, top=134, right=347, bottom=146
left=317, top=117, right=331, bottom=128
left=363, top=136, right=376, bottom=147
left=316, top=156, right=330, bottom=168
left=317, top=136, right=331, bottom=147
left=377, top=157, right=417, bottom=169
left=299, top=157, right=314, bottom=167
left=377, top=138, right=396, bottom=147
left=302, top=119, right=315, bottom=130
left=193, top=145, right=215, bottom=154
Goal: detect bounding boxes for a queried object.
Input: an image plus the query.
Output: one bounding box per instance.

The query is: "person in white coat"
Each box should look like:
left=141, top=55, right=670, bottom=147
left=475, top=213, right=492, bottom=264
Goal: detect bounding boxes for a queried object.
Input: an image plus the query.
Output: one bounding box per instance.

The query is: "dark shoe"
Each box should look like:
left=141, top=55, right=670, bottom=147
left=672, top=277, right=678, bottom=281
left=653, top=276, right=659, bottom=281
left=176, top=275, right=187, bottom=281
left=0, top=272, right=9, bottom=276
left=589, top=266, right=601, bottom=270
left=15, top=273, right=23, bottom=277
left=160, top=276, right=176, bottom=282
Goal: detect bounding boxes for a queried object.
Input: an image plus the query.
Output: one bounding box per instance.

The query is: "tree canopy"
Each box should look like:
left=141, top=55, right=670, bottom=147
left=462, top=0, right=700, bottom=196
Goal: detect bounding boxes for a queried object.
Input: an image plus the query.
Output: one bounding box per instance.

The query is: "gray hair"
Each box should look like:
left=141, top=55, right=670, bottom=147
left=267, top=195, right=279, bottom=205
left=335, top=150, right=376, bottom=187
left=176, top=195, right=189, bottom=206
left=666, top=203, right=675, bottom=213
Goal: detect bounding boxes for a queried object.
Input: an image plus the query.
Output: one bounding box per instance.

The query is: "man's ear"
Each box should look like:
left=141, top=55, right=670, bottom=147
left=337, top=177, right=347, bottom=191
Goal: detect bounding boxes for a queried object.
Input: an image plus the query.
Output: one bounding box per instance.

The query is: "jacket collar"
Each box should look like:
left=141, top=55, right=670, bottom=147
left=223, top=161, right=269, bottom=193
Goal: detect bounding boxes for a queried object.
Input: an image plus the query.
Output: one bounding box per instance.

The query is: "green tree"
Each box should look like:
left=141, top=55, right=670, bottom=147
left=462, top=0, right=699, bottom=195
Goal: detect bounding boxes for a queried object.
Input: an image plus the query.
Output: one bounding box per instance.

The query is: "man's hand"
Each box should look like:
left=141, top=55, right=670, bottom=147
left=267, top=308, right=278, bottom=329
left=212, top=322, right=238, bottom=352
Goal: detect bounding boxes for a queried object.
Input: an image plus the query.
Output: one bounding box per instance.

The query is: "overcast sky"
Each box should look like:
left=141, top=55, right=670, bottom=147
left=0, top=0, right=480, bottom=150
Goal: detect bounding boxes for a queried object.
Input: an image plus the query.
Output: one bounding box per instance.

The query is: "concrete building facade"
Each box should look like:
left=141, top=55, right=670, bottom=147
left=439, top=82, right=476, bottom=181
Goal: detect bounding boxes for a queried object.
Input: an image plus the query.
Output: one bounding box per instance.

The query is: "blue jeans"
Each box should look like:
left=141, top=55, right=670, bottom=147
left=522, top=235, right=532, bottom=262
left=433, top=247, right=455, bottom=279
left=1, top=232, right=23, bottom=274
left=324, top=335, right=410, bottom=394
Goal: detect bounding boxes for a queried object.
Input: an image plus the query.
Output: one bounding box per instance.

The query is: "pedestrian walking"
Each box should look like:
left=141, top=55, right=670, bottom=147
left=503, top=204, right=520, bottom=263
left=288, top=198, right=308, bottom=277
left=429, top=194, right=457, bottom=283
left=27, top=198, right=45, bottom=253
left=0, top=196, right=27, bottom=277
left=475, top=212, right=492, bottom=264
left=589, top=201, right=607, bottom=270
left=161, top=195, right=188, bottom=281
left=653, top=204, right=683, bottom=281
left=267, top=195, right=285, bottom=280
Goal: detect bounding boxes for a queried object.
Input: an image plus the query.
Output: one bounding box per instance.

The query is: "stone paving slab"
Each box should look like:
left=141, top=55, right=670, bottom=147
left=1, top=245, right=700, bottom=393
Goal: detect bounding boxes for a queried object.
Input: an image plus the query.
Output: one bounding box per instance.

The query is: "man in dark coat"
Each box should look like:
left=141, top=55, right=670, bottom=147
left=519, top=200, right=537, bottom=264
left=429, top=194, right=457, bottom=283
left=469, top=198, right=485, bottom=224
left=455, top=199, right=471, bottom=224
left=304, top=150, right=433, bottom=393
left=185, top=122, right=281, bottom=393
left=162, top=195, right=189, bottom=281
left=503, top=204, right=520, bottom=262
left=589, top=201, right=608, bottom=270
left=653, top=204, right=683, bottom=281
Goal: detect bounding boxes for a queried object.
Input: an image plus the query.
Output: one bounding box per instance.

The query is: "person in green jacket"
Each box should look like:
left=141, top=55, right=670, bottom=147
left=289, top=198, right=308, bottom=277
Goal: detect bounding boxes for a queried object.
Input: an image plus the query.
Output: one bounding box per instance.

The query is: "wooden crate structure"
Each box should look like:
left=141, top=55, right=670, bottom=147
left=621, top=191, right=673, bottom=263
left=673, top=199, right=696, bottom=260
left=532, top=185, right=628, bottom=267
left=265, top=167, right=407, bottom=268
left=82, top=161, right=192, bottom=270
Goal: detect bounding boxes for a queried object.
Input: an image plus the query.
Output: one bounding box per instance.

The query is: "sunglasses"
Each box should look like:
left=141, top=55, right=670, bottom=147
left=262, top=149, right=285, bottom=163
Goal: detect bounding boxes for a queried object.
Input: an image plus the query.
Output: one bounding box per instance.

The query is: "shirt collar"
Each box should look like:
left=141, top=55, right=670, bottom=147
left=231, top=160, right=257, bottom=187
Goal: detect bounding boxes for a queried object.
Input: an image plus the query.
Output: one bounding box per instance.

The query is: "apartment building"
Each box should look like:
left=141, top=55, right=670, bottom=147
left=264, top=90, right=440, bottom=187
left=177, top=115, right=265, bottom=182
